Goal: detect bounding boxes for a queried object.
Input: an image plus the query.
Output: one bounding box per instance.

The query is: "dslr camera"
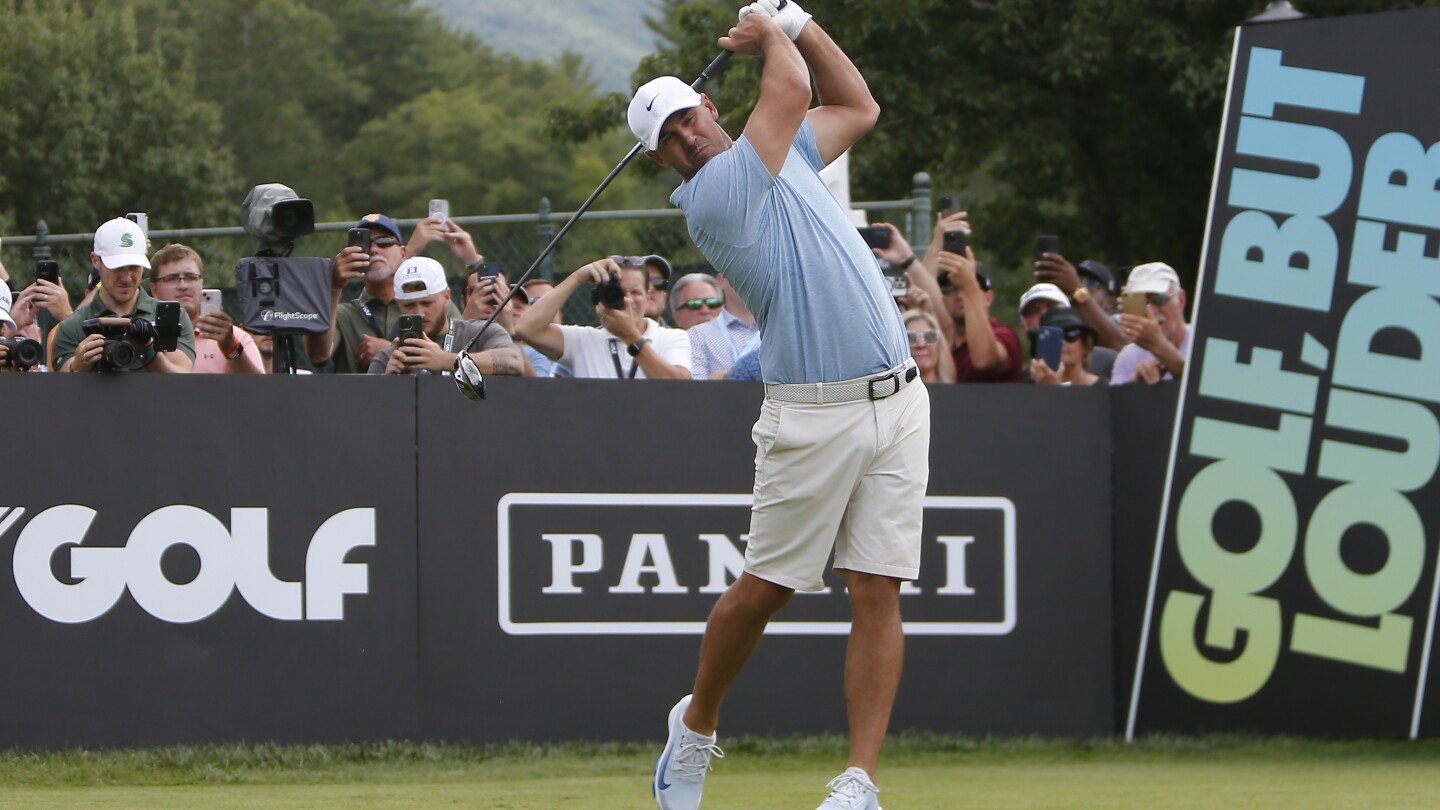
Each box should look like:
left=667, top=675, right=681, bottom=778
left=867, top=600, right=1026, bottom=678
left=0, top=337, right=43, bottom=370
left=592, top=274, right=625, bottom=310
left=80, top=302, right=181, bottom=372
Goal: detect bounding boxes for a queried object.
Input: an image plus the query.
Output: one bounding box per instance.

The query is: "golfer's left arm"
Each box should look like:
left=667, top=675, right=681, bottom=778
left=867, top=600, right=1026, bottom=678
left=797, top=20, right=879, bottom=164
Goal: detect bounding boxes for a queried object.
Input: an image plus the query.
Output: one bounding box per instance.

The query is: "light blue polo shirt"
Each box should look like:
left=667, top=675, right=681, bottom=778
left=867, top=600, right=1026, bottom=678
left=671, top=120, right=908, bottom=385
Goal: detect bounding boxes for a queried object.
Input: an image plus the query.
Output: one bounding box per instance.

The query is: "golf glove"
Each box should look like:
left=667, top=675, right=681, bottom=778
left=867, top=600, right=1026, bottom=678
left=752, top=0, right=812, bottom=41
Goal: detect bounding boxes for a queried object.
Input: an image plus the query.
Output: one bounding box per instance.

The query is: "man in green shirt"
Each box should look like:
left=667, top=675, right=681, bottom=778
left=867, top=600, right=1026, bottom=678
left=309, top=213, right=470, bottom=373
left=53, top=218, right=195, bottom=373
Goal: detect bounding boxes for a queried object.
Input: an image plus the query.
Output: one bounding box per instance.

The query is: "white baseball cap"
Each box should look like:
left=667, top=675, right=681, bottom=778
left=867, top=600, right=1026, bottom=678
left=0, top=278, right=14, bottom=330
left=1124, top=262, right=1181, bottom=295
left=93, top=217, right=151, bottom=270
left=1018, top=283, right=1069, bottom=315
left=392, top=257, right=449, bottom=301
left=629, top=76, right=703, bottom=151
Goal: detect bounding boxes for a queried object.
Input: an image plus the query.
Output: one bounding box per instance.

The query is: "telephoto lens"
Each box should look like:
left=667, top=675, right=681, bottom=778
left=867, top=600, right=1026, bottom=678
left=0, top=337, right=43, bottom=369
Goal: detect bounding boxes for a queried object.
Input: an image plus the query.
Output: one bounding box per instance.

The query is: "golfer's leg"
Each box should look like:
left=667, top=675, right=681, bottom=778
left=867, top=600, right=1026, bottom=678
left=683, top=572, right=794, bottom=735
left=842, top=571, right=903, bottom=781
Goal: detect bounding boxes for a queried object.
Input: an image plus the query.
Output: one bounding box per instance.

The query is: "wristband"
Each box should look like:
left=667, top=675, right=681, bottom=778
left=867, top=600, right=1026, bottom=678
left=1071, top=286, right=1091, bottom=305
left=224, top=329, right=246, bottom=360
left=895, top=255, right=917, bottom=272
left=627, top=338, right=651, bottom=357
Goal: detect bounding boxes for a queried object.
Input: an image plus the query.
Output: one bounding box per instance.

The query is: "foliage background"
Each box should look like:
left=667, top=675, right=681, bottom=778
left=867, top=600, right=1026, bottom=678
left=4, top=0, right=1438, bottom=296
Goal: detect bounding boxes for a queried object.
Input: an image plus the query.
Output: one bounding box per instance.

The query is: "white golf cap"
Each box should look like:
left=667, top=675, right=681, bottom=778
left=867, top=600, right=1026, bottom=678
left=0, top=278, right=14, bottom=330
left=629, top=76, right=703, bottom=151
left=1018, top=283, right=1069, bottom=315
left=1124, top=262, right=1181, bottom=295
left=392, top=257, right=449, bottom=301
left=93, top=217, right=151, bottom=270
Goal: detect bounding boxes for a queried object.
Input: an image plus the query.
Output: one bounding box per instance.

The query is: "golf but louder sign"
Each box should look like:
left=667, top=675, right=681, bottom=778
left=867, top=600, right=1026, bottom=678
left=1128, top=8, right=1440, bottom=739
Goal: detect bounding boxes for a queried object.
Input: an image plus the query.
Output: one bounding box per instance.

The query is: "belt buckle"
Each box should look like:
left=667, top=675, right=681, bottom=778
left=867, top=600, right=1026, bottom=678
left=868, top=371, right=899, bottom=400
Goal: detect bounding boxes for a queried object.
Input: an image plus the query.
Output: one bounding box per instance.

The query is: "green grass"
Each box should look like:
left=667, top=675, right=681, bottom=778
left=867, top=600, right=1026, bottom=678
left=0, top=734, right=1437, bottom=809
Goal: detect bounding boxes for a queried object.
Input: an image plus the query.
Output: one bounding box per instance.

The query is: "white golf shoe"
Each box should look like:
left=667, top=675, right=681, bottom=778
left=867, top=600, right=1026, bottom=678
left=653, top=694, right=724, bottom=810
left=815, top=766, right=882, bottom=810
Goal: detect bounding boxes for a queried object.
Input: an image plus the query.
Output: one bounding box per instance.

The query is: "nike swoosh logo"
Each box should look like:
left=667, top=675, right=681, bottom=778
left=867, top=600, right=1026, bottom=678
left=656, top=751, right=673, bottom=791
left=646, top=94, right=659, bottom=112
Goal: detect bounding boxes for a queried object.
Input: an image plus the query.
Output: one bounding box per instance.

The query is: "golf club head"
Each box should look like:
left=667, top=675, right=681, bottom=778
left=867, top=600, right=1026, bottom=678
left=454, top=352, right=486, bottom=400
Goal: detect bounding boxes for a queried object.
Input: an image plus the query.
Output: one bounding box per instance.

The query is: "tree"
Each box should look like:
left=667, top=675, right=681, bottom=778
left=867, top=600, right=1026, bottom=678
left=569, top=0, right=1440, bottom=288
left=0, top=1, right=239, bottom=238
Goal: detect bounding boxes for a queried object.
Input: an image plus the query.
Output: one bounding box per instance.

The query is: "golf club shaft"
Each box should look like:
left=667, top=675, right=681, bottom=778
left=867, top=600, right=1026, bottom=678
left=463, top=48, right=736, bottom=351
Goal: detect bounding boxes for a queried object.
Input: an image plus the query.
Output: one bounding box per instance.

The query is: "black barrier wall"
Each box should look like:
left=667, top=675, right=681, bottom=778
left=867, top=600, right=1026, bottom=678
left=0, top=375, right=421, bottom=748
left=1, top=374, right=1116, bottom=747
left=415, top=378, right=1114, bottom=743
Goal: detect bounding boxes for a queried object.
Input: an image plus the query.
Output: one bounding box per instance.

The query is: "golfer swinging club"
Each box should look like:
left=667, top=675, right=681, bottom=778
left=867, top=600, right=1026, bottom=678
left=631, top=2, right=931, bottom=808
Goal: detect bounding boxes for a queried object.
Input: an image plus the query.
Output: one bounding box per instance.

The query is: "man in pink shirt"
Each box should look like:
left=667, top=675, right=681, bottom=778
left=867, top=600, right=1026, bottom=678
left=150, top=244, right=265, bottom=374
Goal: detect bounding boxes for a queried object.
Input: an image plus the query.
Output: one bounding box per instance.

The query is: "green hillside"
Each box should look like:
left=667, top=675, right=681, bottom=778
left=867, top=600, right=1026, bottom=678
left=419, top=0, right=661, bottom=93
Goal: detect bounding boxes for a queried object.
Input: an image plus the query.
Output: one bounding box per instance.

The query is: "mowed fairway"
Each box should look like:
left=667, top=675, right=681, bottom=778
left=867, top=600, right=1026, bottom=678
left=0, top=735, right=1436, bottom=809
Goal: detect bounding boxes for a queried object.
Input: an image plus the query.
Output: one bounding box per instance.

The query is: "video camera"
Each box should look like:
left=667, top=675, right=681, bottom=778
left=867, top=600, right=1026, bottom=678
left=233, top=183, right=332, bottom=373
left=80, top=302, right=182, bottom=372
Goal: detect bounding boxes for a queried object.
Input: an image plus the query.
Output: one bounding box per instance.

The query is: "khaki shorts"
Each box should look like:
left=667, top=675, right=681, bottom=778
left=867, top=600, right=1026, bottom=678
left=745, top=378, right=930, bottom=591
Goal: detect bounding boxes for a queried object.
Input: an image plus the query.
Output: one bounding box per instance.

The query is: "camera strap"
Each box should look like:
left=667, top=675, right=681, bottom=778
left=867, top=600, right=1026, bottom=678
left=607, top=338, right=640, bottom=380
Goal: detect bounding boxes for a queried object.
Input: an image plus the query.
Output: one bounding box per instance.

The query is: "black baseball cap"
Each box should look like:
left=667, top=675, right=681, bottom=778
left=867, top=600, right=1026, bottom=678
left=1077, top=260, right=1116, bottom=296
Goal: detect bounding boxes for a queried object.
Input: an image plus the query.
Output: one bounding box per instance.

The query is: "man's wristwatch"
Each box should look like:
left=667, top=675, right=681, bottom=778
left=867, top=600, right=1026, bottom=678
left=1071, top=286, right=1091, bottom=305
left=223, top=329, right=246, bottom=360
left=895, top=255, right=917, bottom=271
left=627, top=338, right=651, bottom=356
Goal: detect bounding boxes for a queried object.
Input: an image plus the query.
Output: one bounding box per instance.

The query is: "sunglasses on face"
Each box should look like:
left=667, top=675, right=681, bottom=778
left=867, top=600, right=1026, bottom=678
left=907, top=329, right=940, bottom=346
left=680, top=297, right=722, bottom=311
left=650, top=276, right=669, bottom=291
left=607, top=254, right=647, bottom=270
left=371, top=236, right=401, bottom=248
left=1062, top=327, right=1090, bottom=342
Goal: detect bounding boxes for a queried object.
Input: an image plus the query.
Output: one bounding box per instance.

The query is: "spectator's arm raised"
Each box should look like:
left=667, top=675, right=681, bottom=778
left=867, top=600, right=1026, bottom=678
left=516, top=259, right=616, bottom=361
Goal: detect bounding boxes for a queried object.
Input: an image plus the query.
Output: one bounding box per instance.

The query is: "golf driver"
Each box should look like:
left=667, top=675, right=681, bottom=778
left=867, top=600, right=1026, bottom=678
left=453, top=43, right=748, bottom=400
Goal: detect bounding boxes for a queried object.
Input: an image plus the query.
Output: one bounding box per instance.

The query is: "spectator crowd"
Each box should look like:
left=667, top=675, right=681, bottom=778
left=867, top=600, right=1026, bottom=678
left=0, top=207, right=1191, bottom=387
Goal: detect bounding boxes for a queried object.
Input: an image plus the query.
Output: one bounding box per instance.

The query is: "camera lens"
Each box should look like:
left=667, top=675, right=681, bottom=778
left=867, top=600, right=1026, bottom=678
left=1, top=338, right=42, bottom=369
left=591, top=278, right=626, bottom=310
left=104, top=339, right=138, bottom=370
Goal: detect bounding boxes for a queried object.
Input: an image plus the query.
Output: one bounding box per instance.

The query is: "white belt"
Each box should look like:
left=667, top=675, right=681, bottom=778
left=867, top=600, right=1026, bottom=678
left=765, top=359, right=919, bottom=405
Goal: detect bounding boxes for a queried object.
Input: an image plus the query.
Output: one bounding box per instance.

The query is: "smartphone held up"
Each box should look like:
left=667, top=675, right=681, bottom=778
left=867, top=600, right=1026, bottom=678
left=1032, top=325, right=1064, bottom=372
left=428, top=199, right=450, bottom=227
left=858, top=225, right=891, bottom=250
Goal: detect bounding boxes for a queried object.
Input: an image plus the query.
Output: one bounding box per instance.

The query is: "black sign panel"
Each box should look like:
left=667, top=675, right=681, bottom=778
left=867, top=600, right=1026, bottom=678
left=0, top=374, right=420, bottom=748
left=0, top=373, right=1117, bottom=748
left=417, top=379, right=1114, bottom=742
left=1129, top=9, right=1440, bottom=739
